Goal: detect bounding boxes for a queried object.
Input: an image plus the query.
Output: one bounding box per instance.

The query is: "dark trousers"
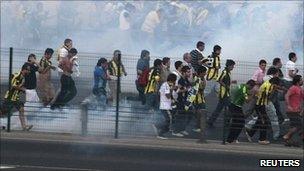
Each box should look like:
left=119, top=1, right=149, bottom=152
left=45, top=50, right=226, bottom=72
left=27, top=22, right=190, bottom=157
left=53, top=75, right=77, bottom=107
left=135, top=80, right=146, bottom=105
left=247, top=105, right=269, bottom=141
left=156, top=110, right=171, bottom=135
left=93, top=87, right=107, bottom=106
left=146, top=92, right=159, bottom=111
left=227, top=104, right=245, bottom=143
left=208, top=97, right=231, bottom=125
left=195, top=109, right=207, bottom=139
left=173, top=109, right=191, bottom=133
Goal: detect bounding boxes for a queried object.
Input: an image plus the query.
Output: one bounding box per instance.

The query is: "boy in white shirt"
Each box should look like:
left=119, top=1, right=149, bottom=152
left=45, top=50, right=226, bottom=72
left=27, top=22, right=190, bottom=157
left=153, top=73, right=177, bottom=139
left=285, top=52, right=298, bottom=88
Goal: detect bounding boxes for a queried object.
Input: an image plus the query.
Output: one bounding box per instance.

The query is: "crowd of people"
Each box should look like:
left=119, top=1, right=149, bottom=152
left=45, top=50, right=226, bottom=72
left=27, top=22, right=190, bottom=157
left=2, top=1, right=302, bottom=57
left=0, top=39, right=81, bottom=130
left=133, top=41, right=303, bottom=146
left=0, top=39, right=303, bottom=148
left=0, top=38, right=128, bottom=129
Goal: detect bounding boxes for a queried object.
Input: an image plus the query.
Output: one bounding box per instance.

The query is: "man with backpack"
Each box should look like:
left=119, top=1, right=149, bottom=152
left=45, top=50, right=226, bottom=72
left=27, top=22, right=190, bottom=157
left=145, top=59, right=162, bottom=111
left=136, top=50, right=150, bottom=105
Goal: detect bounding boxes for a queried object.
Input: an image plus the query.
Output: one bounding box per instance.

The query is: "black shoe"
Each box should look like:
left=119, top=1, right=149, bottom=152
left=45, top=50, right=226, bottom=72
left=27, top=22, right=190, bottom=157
left=50, top=105, right=59, bottom=110
left=283, top=138, right=292, bottom=147
left=284, top=139, right=300, bottom=147
left=50, top=105, right=55, bottom=110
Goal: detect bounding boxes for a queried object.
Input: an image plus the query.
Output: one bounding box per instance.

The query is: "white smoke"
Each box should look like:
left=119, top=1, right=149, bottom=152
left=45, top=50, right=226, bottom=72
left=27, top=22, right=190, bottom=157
left=0, top=1, right=303, bottom=64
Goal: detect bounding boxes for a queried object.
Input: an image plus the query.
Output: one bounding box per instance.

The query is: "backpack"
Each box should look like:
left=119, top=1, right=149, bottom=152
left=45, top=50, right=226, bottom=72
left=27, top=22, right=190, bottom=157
left=138, top=68, right=150, bottom=86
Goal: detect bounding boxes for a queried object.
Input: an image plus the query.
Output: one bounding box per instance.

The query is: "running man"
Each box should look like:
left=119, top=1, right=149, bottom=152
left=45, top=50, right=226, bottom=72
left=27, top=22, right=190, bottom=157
left=1, top=63, right=33, bottom=130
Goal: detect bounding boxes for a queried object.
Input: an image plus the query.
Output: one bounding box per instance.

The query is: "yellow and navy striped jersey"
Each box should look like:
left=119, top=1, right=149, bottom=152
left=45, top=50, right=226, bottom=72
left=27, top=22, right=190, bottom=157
left=108, top=60, right=125, bottom=77
left=185, top=76, right=206, bottom=110
left=217, top=68, right=231, bottom=99
left=4, top=72, right=24, bottom=101
left=256, top=80, right=274, bottom=106
left=40, top=57, right=52, bottom=69
left=206, top=53, right=220, bottom=81
left=145, top=68, right=161, bottom=94
left=194, top=76, right=206, bottom=104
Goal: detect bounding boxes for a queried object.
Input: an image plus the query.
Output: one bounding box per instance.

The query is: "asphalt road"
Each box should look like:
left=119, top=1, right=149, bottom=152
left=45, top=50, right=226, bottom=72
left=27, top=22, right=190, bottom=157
left=1, top=138, right=303, bottom=171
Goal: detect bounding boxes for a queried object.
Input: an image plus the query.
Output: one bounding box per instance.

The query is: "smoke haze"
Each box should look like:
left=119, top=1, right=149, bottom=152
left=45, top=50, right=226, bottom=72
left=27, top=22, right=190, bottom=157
left=1, top=1, right=303, bottom=64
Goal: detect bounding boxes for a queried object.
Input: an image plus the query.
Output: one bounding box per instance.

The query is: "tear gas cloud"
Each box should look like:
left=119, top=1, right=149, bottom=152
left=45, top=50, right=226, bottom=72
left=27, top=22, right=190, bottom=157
left=1, top=1, right=303, bottom=64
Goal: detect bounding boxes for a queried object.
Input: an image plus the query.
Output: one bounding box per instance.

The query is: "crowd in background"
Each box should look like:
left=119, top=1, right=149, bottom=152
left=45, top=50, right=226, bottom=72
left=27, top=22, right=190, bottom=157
left=1, top=1, right=303, bottom=58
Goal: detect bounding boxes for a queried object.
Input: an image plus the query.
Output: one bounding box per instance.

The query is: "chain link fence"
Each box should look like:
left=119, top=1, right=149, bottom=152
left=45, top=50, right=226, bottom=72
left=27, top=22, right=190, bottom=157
left=0, top=47, right=303, bottom=143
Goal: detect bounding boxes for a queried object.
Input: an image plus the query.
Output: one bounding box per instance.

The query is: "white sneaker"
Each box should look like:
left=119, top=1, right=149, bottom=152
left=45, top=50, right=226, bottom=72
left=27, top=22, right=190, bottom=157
left=181, top=131, right=189, bottom=135
left=23, top=125, right=33, bottom=131
left=192, top=128, right=201, bottom=133
left=284, top=118, right=290, bottom=122
left=227, top=140, right=239, bottom=144
left=157, top=135, right=168, bottom=140
left=282, top=119, right=290, bottom=125
left=152, top=124, right=159, bottom=136
left=172, top=132, right=184, bottom=137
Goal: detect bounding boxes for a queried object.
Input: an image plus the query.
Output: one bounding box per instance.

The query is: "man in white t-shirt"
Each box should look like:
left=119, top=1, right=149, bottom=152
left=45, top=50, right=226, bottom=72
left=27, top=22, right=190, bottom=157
left=57, top=38, right=73, bottom=73
left=285, top=52, right=299, bottom=88
left=172, top=61, right=183, bottom=106
left=57, top=38, right=80, bottom=77
left=152, top=73, right=177, bottom=140
left=58, top=38, right=72, bottom=61
left=172, top=61, right=183, bottom=85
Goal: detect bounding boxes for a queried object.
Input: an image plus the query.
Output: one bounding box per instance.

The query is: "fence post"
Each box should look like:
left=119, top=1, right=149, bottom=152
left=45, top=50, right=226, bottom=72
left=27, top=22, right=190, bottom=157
left=7, top=47, right=13, bottom=132
left=80, top=100, right=88, bottom=136
left=114, top=53, right=121, bottom=139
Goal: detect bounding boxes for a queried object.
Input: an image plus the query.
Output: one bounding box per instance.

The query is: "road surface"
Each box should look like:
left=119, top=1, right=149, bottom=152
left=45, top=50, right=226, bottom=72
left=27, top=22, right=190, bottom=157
left=1, top=132, right=303, bottom=171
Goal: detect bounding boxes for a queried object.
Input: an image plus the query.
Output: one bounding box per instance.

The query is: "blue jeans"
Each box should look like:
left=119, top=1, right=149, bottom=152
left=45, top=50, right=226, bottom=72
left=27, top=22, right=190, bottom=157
left=135, top=80, right=146, bottom=105
left=93, top=87, right=107, bottom=107
left=146, top=92, right=159, bottom=111
left=156, top=110, right=171, bottom=136
left=266, top=102, right=280, bottom=139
